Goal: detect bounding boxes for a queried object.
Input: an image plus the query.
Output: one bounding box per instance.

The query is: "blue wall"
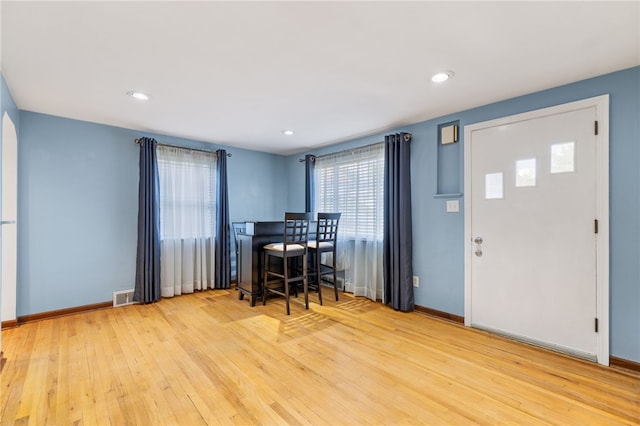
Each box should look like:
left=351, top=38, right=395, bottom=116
left=17, top=111, right=285, bottom=315
left=286, top=66, right=640, bottom=362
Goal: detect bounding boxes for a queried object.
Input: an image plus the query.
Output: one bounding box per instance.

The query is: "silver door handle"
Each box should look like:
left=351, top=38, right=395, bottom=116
left=474, top=237, right=483, bottom=244
left=1, top=220, right=16, bottom=225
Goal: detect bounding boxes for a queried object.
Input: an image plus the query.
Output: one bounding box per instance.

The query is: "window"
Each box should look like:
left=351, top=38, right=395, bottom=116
left=516, top=158, right=537, bottom=187
left=314, top=143, right=384, bottom=239
left=157, top=146, right=217, bottom=240
left=313, top=142, right=385, bottom=301
left=551, top=142, right=576, bottom=174
left=485, top=172, right=504, bottom=200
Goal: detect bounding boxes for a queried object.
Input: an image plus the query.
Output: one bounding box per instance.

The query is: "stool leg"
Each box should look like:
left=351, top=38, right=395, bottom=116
left=303, top=253, right=309, bottom=309
left=262, top=251, right=268, bottom=306
left=333, top=252, right=339, bottom=301
left=284, top=256, right=290, bottom=315
left=316, top=250, right=323, bottom=306
left=293, top=257, right=298, bottom=298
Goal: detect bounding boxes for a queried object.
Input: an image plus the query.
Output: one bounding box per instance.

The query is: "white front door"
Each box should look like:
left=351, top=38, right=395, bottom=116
left=464, top=96, right=609, bottom=364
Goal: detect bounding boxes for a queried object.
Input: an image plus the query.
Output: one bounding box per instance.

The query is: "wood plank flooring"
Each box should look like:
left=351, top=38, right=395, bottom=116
left=1, top=289, right=639, bottom=425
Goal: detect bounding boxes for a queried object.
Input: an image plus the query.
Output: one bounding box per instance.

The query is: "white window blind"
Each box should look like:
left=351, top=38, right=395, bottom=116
left=314, top=143, right=384, bottom=240
left=157, top=146, right=217, bottom=240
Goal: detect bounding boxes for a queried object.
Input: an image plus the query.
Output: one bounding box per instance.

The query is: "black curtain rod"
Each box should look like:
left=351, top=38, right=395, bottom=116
left=135, top=138, right=231, bottom=157
left=298, top=139, right=394, bottom=163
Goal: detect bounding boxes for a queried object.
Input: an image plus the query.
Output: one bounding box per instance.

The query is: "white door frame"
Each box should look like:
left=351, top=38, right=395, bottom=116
left=463, top=95, right=610, bottom=365
left=1, top=112, right=18, bottom=323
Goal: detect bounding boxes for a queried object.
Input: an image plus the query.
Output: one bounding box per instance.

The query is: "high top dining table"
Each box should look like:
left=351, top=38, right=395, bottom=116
left=236, top=221, right=283, bottom=306
left=236, top=221, right=315, bottom=307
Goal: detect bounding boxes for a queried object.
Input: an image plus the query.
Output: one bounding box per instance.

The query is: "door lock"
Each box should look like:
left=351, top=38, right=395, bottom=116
left=474, top=236, right=483, bottom=256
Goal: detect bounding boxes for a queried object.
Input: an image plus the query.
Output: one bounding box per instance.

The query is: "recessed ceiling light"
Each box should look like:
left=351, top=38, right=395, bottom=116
left=127, top=90, right=150, bottom=101
left=282, top=130, right=294, bottom=136
left=431, top=71, right=454, bottom=83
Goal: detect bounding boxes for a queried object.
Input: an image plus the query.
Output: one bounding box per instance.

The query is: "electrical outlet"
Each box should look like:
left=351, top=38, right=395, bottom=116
left=413, top=275, right=419, bottom=288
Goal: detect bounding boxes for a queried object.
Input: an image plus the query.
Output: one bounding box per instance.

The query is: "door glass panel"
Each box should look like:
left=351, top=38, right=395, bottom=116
left=551, top=142, right=575, bottom=173
left=516, top=158, right=536, bottom=187
left=485, top=172, right=504, bottom=199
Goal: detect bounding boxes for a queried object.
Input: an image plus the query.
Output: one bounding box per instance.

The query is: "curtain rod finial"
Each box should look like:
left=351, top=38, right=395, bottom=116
left=299, top=155, right=315, bottom=162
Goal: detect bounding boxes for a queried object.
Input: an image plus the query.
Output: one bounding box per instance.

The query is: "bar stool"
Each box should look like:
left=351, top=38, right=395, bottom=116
left=262, top=212, right=311, bottom=315
left=308, top=212, right=341, bottom=305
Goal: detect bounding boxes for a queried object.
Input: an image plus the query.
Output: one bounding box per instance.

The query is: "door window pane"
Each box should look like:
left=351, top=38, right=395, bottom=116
left=551, top=142, right=575, bottom=173
left=516, top=158, right=537, bottom=187
left=485, top=172, right=504, bottom=199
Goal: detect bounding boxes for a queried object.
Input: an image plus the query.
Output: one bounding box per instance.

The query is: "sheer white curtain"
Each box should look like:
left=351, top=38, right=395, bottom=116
left=314, top=143, right=385, bottom=301
left=157, top=146, right=217, bottom=297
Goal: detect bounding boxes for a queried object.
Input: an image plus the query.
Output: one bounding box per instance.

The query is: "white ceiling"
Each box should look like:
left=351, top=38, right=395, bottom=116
left=2, top=1, right=639, bottom=155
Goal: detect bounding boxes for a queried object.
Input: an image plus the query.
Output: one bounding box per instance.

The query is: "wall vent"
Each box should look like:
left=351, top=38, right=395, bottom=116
left=113, top=289, right=136, bottom=307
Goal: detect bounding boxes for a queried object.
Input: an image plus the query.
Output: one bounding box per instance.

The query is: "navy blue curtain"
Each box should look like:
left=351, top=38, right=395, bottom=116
left=215, top=149, right=231, bottom=289
left=305, top=154, right=315, bottom=213
left=134, top=137, right=161, bottom=303
left=383, top=132, right=414, bottom=312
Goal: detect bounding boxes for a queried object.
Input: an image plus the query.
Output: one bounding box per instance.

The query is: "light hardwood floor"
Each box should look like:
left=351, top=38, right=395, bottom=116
left=1, top=289, right=639, bottom=425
